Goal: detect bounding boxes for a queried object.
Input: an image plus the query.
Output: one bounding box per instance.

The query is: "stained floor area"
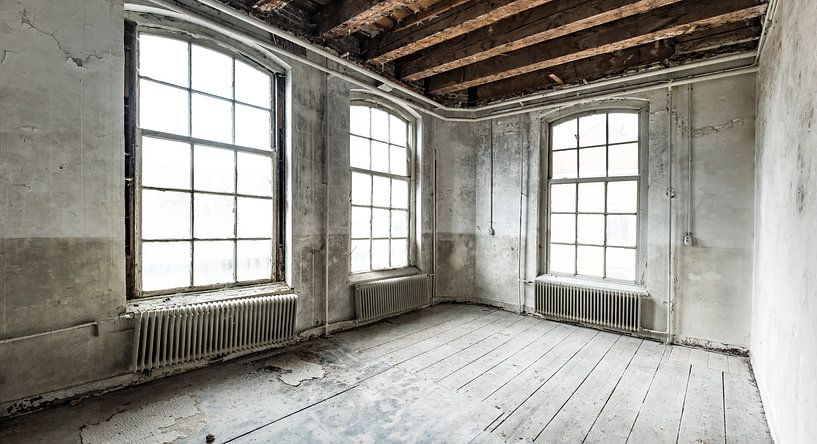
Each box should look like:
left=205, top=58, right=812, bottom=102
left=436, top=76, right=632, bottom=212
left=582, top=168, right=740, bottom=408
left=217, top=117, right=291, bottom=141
left=0, top=304, right=771, bottom=443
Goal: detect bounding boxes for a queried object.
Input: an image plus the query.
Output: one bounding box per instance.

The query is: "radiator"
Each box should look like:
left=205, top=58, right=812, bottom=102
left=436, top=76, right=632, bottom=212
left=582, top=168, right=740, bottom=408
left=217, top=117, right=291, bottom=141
left=535, top=280, right=643, bottom=332
left=130, top=294, right=297, bottom=372
left=355, top=274, right=432, bottom=323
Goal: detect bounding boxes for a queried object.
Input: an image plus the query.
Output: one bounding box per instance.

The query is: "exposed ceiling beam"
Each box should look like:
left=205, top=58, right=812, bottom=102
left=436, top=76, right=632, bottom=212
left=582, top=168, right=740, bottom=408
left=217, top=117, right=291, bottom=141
left=366, top=0, right=557, bottom=64
left=254, top=0, right=290, bottom=13
left=399, top=0, right=683, bottom=81
left=316, top=0, right=432, bottom=40
left=426, top=0, right=766, bottom=95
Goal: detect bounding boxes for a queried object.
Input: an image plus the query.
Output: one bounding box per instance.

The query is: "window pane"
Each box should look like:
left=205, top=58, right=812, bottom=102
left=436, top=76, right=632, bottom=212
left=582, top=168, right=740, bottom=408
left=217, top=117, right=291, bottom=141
left=608, top=143, right=638, bottom=177
left=237, top=152, right=273, bottom=197
left=390, top=145, right=407, bottom=176
left=372, top=239, right=389, bottom=269
left=607, top=181, right=638, bottom=213
left=577, top=246, right=604, bottom=277
left=371, top=108, right=389, bottom=142
left=350, top=106, right=370, bottom=137
left=194, top=145, right=235, bottom=193
left=609, top=113, right=639, bottom=144
left=372, top=176, right=390, bottom=207
left=607, top=247, right=636, bottom=281
left=391, top=210, right=408, bottom=238
left=577, top=214, right=604, bottom=245
left=351, top=206, right=371, bottom=238
left=607, top=215, right=637, bottom=247
left=351, top=240, right=370, bottom=272
left=237, top=197, right=272, bottom=238
left=578, top=182, right=605, bottom=213
left=350, top=136, right=370, bottom=169
left=552, top=149, right=577, bottom=179
left=552, top=119, right=577, bottom=150
left=351, top=172, right=371, bottom=205
left=372, top=208, right=390, bottom=238
left=579, top=146, right=606, bottom=178
left=191, top=93, right=232, bottom=144
left=237, top=240, right=272, bottom=281
left=191, top=45, right=232, bottom=98
left=139, top=34, right=188, bottom=87
left=371, top=140, right=389, bottom=173
left=391, top=179, right=409, bottom=209
left=235, top=60, right=271, bottom=108
left=235, top=104, right=271, bottom=150
left=579, top=114, right=606, bottom=147
left=550, top=214, right=575, bottom=243
left=142, top=137, right=191, bottom=189
left=142, top=190, right=191, bottom=239
left=194, top=194, right=235, bottom=239
left=550, top=244, right=575, bottom=274
left=391, top=239, right=408, bottom=268
left=140, top=80, right=189, bottom=136
left=550, top=183, right=576, bottom=212
left=389, top=114, right=407, bottom=146
left=193, top=240, right=234, bottom=285
left=142, top=241, right=191, bottom=291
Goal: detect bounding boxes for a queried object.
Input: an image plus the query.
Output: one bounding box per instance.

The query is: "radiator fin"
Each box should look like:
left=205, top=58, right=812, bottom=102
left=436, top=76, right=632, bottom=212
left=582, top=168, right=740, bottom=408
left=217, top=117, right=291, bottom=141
left=355, top=274, right=432, bottom=322
left=535, top=281, right=642, bottom=332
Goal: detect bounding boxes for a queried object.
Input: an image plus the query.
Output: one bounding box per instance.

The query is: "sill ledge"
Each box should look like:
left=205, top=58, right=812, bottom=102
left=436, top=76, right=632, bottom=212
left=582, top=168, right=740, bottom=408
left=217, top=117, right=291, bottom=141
left=535, top=275, right=649, bottom=295
left=127, top=282, right=294, bottom=312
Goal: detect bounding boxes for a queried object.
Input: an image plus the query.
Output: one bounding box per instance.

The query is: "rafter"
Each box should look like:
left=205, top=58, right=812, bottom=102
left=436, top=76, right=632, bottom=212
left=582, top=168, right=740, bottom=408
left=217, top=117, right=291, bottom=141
left=317, top=0, right=434, bottom=40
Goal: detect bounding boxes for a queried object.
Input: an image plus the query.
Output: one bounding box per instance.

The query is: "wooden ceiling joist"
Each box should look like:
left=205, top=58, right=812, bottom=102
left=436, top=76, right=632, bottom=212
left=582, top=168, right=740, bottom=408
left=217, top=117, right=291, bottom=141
left=254, top=0, right=290, bottom=13
left=317, top=0, right=430, bottom=39
left=426, top=0, right=766, bottom=95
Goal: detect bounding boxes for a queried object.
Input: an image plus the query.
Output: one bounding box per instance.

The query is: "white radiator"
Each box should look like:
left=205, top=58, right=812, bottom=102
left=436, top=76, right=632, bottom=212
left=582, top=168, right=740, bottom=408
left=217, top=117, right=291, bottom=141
left=535, top=279, right=643, bottom=332
left=130, top=294, right=297, bottom=372
left=355, top=274, right=432, bottom=323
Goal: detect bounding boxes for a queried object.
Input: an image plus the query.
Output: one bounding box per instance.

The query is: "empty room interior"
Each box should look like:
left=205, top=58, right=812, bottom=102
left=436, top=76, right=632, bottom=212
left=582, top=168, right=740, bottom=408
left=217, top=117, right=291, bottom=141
left=1, top=0, right=815, bottom=442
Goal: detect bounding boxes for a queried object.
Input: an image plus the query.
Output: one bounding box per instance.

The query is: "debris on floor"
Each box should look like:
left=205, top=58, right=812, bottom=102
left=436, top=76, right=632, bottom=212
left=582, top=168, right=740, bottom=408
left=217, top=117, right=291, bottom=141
left=261, top=354, right=326, bottom=386
left=79, top=395, right=203, bottom=444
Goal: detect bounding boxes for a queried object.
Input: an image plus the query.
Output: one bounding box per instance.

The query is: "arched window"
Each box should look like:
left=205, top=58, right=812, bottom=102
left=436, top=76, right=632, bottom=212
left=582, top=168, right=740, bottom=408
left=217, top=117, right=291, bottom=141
left=348, top=103, right=412, bottom=273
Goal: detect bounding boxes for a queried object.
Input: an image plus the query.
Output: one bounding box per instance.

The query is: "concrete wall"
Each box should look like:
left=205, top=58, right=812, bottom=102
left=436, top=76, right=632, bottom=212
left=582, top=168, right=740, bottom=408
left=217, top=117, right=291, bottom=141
left=752, top=0, right=817, bottom=441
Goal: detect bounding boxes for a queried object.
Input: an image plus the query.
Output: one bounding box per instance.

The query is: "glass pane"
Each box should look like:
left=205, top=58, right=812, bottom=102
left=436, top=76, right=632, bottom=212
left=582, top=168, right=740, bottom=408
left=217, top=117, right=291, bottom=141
left=608, top=143, right=639, bottom=177
left=390, top=145, right=407, bottom=176
left=142, top=190, right=191, bottom=239
left=577, top=246, right=604, bottom=277
left=237, top=240, right=272, bottom=281
left=607, top=215, right=637, bottom=247
left=578, top=182, right=605, bottom=213
left=351, top=172, right=371, bottom=205
left=142, top=137, right=190, bottom=189
left=391, top=239, right=408, bottom=268
left=191, top=93, right=232, bottom=144
left=193, top=240, right=234, bottom=285
left=235, top=60, right=271, bottom=108
left=351, top=240, right=370, bottom=273
left=350, top=106, right=370, bottom=137
left=351, top=206, right=371, bottom=238
left=372, top=176, right=390, bottom=207
left=372, top=239, right=389, bottom=269
left=579, top=114, right=606, bottom=147
left=579, top=146, right=606, bottom=178
left=235, top=104, right=272, bottom=150
left=237, top=197, right=272, bottom=238
left=140, top=80, right=189, bottom=136
left=191, top=45, right=232, bottom=98
left=237, top=152, right=273, bottom=197
left=389, top=114, right=407, bottom=146
left=552, top=149, right=577, bottom=179
left=371, top=108, right=389, bottom=142
left=609, top=113, right=639, bottom=144
left=194, top=145, right=235, bottom=193
left=550, top=243, right=575, bottom=274
left=372, top=208, right=390, bottom=238
left=350, top=136, right=370, bottom=169
left=550, top=183, right=576, bottom=212
left=142, top=241, right=191, bottom=291
left=606, top=247, right=636, bottom=281
left=550, top=214, right=575, bottom=244
left=577, top=214, right=604, bottom=245
left=139, top=34, right=188, bottom=87
left=371, top=140, right=389, bottom=173
left=391, top=210, right=408, bottom=238
left=552, top=119, right=577, bottom=150
left=607, top=181, right=638, bottom=213
left=391, top=179, right=409, bottom=209
left=194, top=193, right=235, bottom=239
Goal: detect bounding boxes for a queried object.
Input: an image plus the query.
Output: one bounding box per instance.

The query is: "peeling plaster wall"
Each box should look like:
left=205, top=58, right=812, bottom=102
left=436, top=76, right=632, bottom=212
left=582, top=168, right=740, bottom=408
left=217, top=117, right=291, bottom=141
left=752, top=0, right=817, bottom=441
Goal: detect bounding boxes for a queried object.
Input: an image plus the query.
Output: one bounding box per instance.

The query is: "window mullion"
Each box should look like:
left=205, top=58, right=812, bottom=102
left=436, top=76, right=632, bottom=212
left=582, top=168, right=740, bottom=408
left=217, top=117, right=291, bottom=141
left=188, top=41, right=195, bottom=288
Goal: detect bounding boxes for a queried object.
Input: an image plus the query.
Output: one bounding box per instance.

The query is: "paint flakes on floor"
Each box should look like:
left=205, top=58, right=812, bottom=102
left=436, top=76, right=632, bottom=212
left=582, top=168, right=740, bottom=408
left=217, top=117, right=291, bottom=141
left=262, top=354, right=326, bottom=386
left=79, top=395, right=203, bottom=444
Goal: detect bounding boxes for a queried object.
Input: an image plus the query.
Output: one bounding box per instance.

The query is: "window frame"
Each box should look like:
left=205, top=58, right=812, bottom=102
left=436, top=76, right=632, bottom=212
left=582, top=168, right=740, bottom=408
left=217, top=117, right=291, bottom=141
left=125, top=26, right=287, bottom=299
left=348, top=99, right=416, bottom=275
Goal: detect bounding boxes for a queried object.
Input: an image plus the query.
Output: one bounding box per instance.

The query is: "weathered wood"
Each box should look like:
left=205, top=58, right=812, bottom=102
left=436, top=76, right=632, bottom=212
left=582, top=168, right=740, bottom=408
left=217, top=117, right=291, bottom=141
left=254, top=0, right=290, bottom=12
left=724, top=372, right=773, bottom=443
left=678, top=366, right=726, bottom=444
left=727, top=355, right=751, bottom=376
left=627, top=359, right=691, bottom=442
left=426, top=1, right=766, bottom=94
left=316, top=0, right=431, bottom=39
left=708, top=351, right=730, bottom=372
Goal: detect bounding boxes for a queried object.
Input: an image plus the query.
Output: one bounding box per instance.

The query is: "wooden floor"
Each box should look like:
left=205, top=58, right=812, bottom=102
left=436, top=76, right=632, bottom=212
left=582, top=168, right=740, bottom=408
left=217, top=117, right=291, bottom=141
left=0, top=304, right=771, bottom=443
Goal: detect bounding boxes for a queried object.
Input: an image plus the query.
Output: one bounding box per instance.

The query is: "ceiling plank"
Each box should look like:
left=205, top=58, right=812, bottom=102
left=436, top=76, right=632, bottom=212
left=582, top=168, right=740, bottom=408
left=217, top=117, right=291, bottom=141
left=317, top=0, right=431, bottom=39
left=400, top=0, right=683, bottom=81
left=366, top=0, right=557, bottom=64
left=426, top=0, right=766, bottom=95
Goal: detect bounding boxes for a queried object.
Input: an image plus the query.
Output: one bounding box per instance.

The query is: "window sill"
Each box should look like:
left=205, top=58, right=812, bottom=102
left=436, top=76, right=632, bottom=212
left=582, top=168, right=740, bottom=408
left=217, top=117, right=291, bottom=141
left=535, top=274, right=649, bottom=295
left=348, top=266, right=422, bottom=285
left=127, top=282, right=294, bottom=312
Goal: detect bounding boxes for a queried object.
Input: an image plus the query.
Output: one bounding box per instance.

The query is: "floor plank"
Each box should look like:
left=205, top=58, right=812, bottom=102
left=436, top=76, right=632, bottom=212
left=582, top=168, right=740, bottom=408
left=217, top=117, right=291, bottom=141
left=708, top=352, right=730, bottom=373
left=678, top=366, right=726, bottom=444
left=627, top=359, right=692, bottom=443
left=724, top=372, right=773, bottom=443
